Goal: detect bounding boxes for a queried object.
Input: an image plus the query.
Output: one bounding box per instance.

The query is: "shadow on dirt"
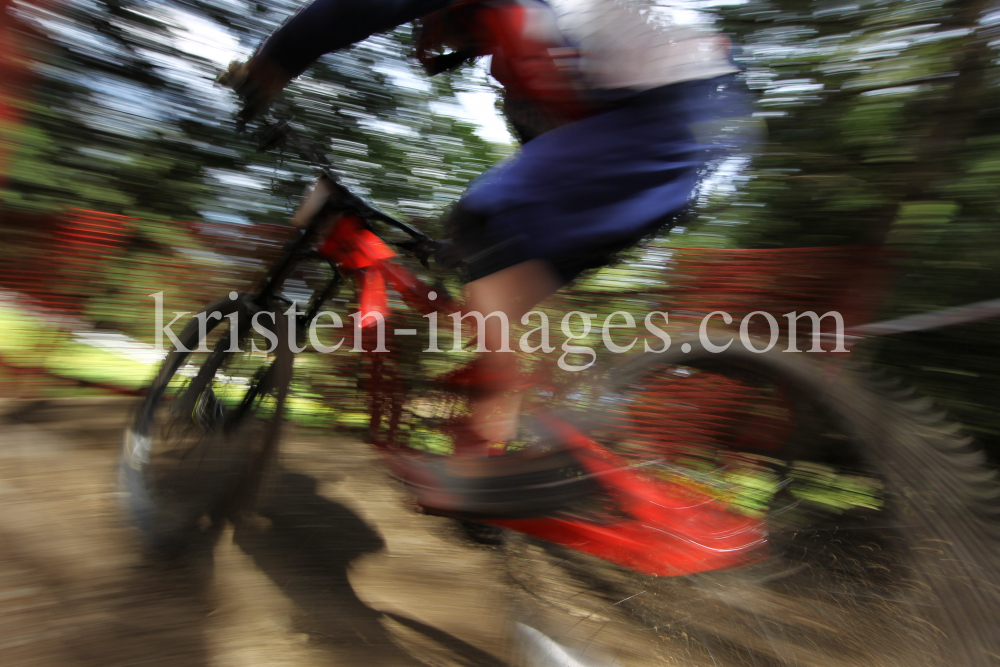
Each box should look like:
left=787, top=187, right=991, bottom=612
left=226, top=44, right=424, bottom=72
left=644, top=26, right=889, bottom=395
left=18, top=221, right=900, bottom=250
left=232, top=469, right=507, bottom=667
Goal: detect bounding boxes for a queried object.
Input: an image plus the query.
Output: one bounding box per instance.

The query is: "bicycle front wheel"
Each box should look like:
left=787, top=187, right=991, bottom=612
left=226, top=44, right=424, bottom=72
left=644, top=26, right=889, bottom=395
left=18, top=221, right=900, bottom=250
left=119, top=294, right=294, bottom=555
left=507, top=339, right=1000, bottom=667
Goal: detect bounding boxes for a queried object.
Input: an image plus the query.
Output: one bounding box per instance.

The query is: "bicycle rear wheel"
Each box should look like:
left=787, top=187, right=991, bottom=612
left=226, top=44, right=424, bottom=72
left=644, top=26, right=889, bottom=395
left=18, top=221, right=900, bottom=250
left=119, top=294, right=294, bottom=555
left=507, top=339, right=1000, bottom=667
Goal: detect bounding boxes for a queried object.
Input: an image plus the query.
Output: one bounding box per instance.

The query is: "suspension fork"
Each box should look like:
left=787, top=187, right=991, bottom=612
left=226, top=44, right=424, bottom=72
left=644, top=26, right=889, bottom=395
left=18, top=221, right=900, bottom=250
left=228, top=267, right=343, bottom=430
left=297, top=268, right=344, bottom=343
left=255, top=227, right=321, bottom=305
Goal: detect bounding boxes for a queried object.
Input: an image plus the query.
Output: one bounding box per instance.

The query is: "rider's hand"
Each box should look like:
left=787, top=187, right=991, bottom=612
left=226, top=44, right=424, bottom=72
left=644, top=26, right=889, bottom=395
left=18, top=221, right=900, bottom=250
left=217, top=56, right=293, bottom=123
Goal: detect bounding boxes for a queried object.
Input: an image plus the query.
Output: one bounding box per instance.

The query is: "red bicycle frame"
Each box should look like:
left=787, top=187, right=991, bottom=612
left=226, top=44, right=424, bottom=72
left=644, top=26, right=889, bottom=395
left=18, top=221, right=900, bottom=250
left=312, top=210, right=767, bottom=577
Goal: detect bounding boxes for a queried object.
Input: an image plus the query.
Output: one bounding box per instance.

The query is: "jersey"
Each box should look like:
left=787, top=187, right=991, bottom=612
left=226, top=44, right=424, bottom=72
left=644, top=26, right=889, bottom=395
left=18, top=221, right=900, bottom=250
left=256, top=0, right=736, bottom=140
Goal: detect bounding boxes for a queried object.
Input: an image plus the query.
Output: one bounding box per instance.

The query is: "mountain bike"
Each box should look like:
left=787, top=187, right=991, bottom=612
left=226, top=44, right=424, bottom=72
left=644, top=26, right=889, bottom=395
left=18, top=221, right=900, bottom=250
left=118, top=119, right=1000, bottom=666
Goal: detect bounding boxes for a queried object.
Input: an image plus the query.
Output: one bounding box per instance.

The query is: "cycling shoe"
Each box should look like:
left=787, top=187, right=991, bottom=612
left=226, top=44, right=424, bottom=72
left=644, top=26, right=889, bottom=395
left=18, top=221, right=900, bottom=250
left=384, top=447, right=599, bottom=519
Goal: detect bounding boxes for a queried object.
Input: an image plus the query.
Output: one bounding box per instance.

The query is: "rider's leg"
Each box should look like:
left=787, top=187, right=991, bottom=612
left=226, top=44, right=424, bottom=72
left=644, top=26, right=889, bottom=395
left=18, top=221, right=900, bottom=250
left=462, top=258, right=562, bottom=446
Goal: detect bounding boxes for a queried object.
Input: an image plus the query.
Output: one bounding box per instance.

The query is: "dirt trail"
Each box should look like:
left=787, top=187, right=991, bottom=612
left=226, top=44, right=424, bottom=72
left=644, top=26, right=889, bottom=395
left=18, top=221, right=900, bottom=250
left=0, top=398, right=535, bottom=667
left=2, top=397, right=965, bottom=667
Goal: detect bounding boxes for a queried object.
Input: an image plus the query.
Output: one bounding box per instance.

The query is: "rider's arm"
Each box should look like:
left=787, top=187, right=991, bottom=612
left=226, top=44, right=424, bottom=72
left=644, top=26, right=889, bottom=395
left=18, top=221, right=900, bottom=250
left=229, top=0, right=451, bottom=119
left=258, top=0, right=452, bottom=78
left=231, top=0, right=589, bottom=128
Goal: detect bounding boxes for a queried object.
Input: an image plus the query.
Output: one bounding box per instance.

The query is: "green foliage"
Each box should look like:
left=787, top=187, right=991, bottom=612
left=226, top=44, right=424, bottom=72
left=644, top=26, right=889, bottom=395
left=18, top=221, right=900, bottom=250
left=688, top=0, right=1000, bottom=459
left=6, top=0, right=1000, bottom=465
left=2, top=0, right=506, bottom=225
left=1, top=0, right=507, bottom=367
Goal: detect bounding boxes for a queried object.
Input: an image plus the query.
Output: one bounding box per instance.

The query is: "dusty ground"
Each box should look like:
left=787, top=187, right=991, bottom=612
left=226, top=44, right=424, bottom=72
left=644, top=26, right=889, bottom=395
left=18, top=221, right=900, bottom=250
left=1, top=397, right=988, bottom=667
left=0, top=398, right=657, bottom=667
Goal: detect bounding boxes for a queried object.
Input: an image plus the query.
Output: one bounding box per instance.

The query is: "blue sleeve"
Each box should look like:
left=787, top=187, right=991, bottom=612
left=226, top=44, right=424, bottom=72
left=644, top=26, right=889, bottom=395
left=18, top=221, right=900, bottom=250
left=258, top=0, right=454, bottom=77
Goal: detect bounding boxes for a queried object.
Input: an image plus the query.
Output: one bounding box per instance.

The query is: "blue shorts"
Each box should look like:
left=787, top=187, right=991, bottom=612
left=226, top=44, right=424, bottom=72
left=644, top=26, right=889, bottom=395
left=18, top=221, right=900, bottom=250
left=454, top=77, right=732, bottom=283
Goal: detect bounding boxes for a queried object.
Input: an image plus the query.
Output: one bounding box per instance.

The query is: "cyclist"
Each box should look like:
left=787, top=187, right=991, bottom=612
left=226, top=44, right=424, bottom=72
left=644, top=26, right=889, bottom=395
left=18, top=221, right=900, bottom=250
left=227, top=0, right=740, bottom=515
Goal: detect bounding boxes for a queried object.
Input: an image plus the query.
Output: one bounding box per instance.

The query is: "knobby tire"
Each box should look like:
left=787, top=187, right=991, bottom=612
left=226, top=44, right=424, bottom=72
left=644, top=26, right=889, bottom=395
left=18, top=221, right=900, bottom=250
left=118, top=294, right=294, bottom=555
left=506, top=339, right=1000, bottom=667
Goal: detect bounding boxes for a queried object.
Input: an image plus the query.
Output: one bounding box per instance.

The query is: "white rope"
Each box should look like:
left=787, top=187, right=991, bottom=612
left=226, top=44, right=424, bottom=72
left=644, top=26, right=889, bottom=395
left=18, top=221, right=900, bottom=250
left=845, top=297, right=1000, bottom=339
